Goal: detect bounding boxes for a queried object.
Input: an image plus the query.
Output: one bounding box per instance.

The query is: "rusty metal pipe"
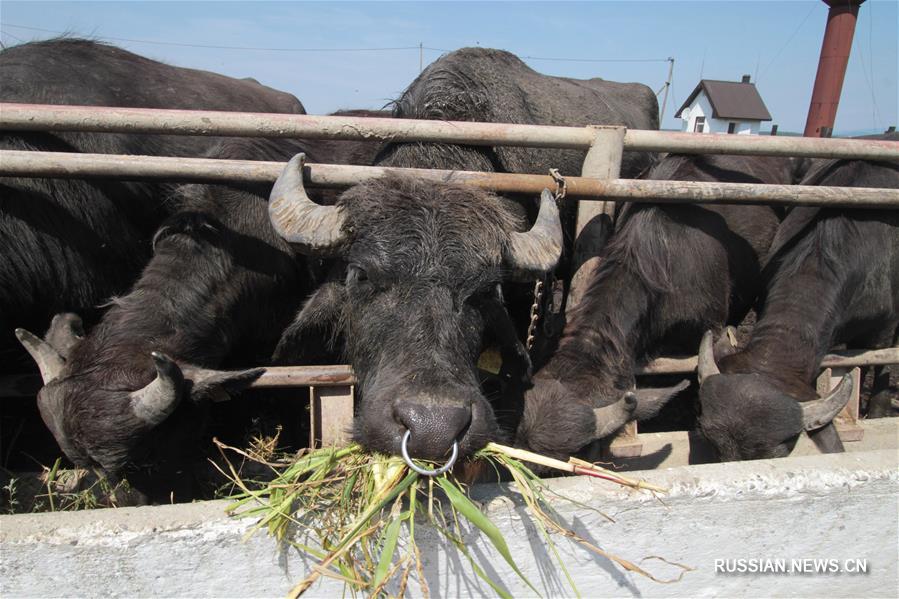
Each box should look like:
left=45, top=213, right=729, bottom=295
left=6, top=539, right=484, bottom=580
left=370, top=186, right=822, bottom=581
left=2, top=348, right=895, bottom=397
left=804, top=0, right=865, bottom=137
left=2, top=150, right=898, bottom=208
left=2, top=103, right=897, bottom=160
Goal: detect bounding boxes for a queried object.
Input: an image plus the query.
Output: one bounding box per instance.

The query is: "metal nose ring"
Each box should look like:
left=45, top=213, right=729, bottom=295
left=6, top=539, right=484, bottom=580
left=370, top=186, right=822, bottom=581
left=401, top=430, right=459, bottom=476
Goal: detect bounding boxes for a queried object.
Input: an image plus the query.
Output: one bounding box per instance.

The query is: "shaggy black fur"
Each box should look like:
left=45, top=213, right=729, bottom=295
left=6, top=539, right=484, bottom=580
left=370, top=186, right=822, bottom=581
left=516, top=154, right=799, bottom=460
left=31, top=128, right=389, bottom=495
left=33, top=138, right=316, bottom=489
left=0, top=38, right=306, bottom=373
left=276, top=175, right=535, bottom=460
left=700, top=158, right=899, bottom=460
left=375, top=47, right=659, bottom=179
left=274, top=48, right=661, bottom=461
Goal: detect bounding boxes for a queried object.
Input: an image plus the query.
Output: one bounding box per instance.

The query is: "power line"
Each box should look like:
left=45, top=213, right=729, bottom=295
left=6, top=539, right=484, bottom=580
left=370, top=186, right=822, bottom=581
left=2, top=27, right=670, bottom=64
left=2, top=24, right=422, bottom=52
left=520, top=55, right=670, bottom=64
left=756, top=3, right=816, bottom=84
left=0, top=28, right=27, bottom=44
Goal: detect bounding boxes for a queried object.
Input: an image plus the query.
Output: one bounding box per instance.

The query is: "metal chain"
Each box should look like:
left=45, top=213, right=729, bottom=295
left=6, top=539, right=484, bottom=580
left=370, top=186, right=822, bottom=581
left=525, top=168, right=566, bottom=352
left=549, top=168, right=567, bottom=201
left=525, top=279, right=544, bottom=351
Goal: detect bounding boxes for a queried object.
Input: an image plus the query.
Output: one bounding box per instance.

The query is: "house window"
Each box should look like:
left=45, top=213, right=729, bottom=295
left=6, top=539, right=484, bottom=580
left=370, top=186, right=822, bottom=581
left=694, top=117, right=705, bottom=133
left=727, top=122, right=737, bottom=134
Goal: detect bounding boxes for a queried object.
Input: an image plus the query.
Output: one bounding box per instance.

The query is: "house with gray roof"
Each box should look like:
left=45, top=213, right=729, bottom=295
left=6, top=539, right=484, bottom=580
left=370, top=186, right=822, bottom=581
left=675, top=75, right=772, bottom=135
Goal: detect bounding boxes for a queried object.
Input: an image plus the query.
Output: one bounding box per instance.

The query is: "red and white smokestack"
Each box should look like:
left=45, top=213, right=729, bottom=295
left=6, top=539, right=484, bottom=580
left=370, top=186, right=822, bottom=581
left=804, top=0, right=865, bottom=137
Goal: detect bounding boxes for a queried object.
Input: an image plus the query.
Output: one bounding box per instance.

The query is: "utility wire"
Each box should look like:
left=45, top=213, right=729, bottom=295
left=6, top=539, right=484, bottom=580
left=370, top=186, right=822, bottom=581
left=2, top=24, right=421, bottom=52
left=0, top=28, right=27, bottom=44
left=2, top=27, right=671, bottom=63
left=520, top=55, right=670, bottom=63
left=757, top=3, right=816, bottom=84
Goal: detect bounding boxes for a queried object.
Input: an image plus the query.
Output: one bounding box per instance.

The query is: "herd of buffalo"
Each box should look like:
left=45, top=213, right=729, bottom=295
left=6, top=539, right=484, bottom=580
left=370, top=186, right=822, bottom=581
left=1, top=39, right=896, bottom=503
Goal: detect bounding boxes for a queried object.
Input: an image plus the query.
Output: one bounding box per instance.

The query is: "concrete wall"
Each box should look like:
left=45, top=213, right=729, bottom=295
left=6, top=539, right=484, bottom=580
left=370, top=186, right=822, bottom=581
left=2, top=448, right=897, bottom=598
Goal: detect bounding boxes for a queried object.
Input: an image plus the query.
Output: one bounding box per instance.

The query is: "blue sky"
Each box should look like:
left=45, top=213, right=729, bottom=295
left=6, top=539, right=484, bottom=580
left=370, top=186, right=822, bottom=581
left=1, top=1, right=896, bottom=134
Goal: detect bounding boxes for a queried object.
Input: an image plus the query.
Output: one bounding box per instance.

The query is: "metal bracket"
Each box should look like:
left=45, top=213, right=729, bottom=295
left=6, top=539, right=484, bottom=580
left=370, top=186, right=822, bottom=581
left=309, top=384, right=355, bottom=448
left=602, top=420, right=643, bottom=459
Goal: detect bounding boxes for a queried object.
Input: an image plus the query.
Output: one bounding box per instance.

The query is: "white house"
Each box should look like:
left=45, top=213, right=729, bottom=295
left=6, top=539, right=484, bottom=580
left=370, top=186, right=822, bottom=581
left=675, top=75, right=772, bottom=135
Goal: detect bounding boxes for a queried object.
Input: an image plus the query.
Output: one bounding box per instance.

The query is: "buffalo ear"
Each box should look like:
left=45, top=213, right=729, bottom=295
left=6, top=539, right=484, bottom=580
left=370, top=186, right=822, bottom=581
left=181, top=365, right=265, bottom=403
left=45, top=313, right=85, bottom=359
left=631, top=379, right=690, bottom=420
left=273, top=281, right=347, bottom=364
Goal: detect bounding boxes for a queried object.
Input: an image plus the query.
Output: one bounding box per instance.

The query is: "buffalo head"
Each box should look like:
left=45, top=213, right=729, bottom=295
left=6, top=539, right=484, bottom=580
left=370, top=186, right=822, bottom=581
left=696, top=330, right=853, bottom=460
left=270, top=154, right=562, bottom=461
left=18, top=317, right=262, bottom=478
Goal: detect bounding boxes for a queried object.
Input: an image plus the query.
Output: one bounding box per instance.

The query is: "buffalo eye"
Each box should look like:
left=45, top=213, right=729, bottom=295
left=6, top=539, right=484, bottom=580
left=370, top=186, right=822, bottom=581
left=346, top=263, right=368, bottom=285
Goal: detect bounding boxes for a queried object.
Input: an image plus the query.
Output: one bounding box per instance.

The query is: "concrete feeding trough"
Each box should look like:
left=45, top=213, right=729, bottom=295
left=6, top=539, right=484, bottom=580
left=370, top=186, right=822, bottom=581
left=2, top=427, right=896, bottom=598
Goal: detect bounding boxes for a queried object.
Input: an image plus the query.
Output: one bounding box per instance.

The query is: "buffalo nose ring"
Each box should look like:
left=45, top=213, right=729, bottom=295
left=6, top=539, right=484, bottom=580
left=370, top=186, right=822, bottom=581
left=400, top=430, right=459, bottom=476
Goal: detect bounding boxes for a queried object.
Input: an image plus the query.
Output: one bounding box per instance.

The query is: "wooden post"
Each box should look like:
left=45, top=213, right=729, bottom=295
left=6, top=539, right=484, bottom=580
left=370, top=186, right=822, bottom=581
left=570, top=126, right=642, bottom=459
left=309, top=385, right=355, bottom=448
left=816, top=367, right=864, bottom=442
left=568, top=125, right=625, bottom=310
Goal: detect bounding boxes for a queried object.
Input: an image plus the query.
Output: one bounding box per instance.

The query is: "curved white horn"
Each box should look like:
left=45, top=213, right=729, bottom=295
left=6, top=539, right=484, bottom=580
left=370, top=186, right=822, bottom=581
left=697, top=330, right=721, bottom=385
left=593, top=392, right=637, bottom=439
left=129, top=352, right=184, bottom=427
left=802, top=373, right=853, bottom=431
left=268, top=153, right=347, bottom=254
left=15, top=328, right=65, bottom=384
left=505, top=189, right=563, bottom=275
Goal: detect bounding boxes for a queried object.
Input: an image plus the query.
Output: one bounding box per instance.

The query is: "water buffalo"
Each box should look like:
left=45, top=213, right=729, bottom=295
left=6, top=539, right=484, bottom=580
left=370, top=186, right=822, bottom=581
left=697, top=158, right=899, bottom=461
left=375, top=47, right=658, bottom=178
left=0, top=38, right=306, bottom=373
left=272, top=47, right=660, bottom=461
left=514, top=154, right=802, bottom=461
left=270, top=156, right=561, bottom=460
left=15, top=136, right=353, bottom=493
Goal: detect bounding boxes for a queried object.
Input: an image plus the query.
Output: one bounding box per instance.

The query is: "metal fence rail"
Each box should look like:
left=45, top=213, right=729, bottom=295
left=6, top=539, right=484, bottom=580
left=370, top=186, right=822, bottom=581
left=3, top=103, right=897, bottom=452
left=3, top=150, right=899, bottom=208
left=2, top=348, right=895, bottom=397
left=2, top=103, right=898, bottom=160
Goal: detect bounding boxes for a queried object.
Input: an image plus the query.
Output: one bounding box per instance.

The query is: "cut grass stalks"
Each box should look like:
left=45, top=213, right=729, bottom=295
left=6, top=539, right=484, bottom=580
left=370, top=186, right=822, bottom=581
left=216, top=438, right=690, bottom=597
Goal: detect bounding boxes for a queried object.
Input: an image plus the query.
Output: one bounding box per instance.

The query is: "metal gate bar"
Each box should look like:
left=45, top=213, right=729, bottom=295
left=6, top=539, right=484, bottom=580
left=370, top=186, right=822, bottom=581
left=2, top=103, right=898, bottom=160
left=3, top=347, right=894, bottom=397
left=3, top=150, right=898, bottom=208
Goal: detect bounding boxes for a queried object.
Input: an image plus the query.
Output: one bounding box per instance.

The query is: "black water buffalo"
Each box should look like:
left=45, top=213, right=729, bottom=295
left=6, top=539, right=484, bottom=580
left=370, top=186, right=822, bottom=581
left=375, top=47, right=658, bottom=178
left=697, top=158, right=899, bottom=461
left=272, top=47, right=659, bottom=461
left=15, top=137, right=355, bottom=491
left=514, top=154, right=802, bottom=460
left=0, top=38, right=305, bottom=373
left=270, top=157, right=561, bottom=460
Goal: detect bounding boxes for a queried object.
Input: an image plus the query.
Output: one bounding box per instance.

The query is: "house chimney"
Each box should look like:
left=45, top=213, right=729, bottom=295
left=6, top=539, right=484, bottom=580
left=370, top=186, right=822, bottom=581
left=741, top=75, right=751, bottom=83
left=804, top=0, right=866, bottom=137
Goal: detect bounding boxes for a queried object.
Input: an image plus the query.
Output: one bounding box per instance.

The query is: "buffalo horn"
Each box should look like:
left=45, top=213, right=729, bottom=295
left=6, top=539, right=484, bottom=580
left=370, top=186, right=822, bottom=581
left=46, top=313, right=85, bottom=358
left=593, top=392, right=637, bottom=439
left=801, top=373, right=853, bottom=431
left=505, top=189, right=563, bottom=275
left=697, top=330, right=721, bottom=384
left=268, top=153, right=347, bottom=254
left=129, top=352, right=184, bottom=427
left=15, top=328, right=66, bottom=384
